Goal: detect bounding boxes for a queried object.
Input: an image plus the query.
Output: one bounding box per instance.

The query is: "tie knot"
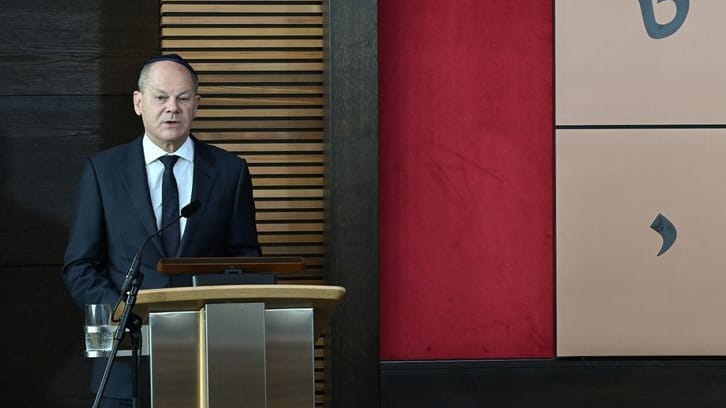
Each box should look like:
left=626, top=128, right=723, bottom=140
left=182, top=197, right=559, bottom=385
left=159, top=155, right=179, bottom=169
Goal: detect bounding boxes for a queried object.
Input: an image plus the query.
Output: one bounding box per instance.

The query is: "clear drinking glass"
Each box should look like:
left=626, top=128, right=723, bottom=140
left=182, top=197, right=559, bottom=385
left=85, top=304, right=113, bottom=354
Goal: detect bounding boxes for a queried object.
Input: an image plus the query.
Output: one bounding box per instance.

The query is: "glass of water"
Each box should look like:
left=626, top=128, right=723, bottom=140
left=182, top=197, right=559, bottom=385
left=85, top=304, right=113, bottom=356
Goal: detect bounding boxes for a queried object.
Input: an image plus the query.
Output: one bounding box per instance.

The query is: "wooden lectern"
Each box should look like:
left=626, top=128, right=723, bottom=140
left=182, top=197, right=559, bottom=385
left=118, top=257, right=345, bottom=408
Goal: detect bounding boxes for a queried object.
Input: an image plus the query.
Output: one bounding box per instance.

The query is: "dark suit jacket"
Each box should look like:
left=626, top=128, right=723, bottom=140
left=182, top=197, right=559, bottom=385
left=62, top=135, right=260, bottom=399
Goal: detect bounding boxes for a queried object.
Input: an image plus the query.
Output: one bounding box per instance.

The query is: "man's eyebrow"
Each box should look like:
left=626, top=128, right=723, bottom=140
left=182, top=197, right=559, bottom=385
left=150, top=88, right=194, bottom=96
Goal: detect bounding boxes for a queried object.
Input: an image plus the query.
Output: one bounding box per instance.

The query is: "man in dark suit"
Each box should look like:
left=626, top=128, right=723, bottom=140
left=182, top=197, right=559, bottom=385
left=62, top=54, right=260, bottom=407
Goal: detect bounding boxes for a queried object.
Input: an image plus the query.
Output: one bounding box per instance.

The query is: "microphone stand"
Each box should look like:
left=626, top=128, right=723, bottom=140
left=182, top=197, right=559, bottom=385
left=92, top=273, right=144, bottom=408
left=90, top=201, right=201, bottom=407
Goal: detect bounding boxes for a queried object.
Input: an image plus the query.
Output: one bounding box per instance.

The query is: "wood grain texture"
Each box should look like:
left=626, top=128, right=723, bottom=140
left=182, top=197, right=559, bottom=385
left=161, top=3, right=322, bottom=13
left=168, top=0, right=318, bottom=2
left=0, top=266, right=92, bottom=406
left=0, top=1, right=157, bottom=405
left=0, top=0, right=158, bottom=95
left=196, top=107, right=324, bottom=117
left=162, top=27, right=322, bottom=36
left=201, top=97, right=324, bottom=106
left=176, top=51, right=324, bottom=60
left=195, top=131, right=323, bottom=141
left=196, top=73, right=323, bottom=83
left=162, top=15, right=323, bottom=25
left=0, top=95, right=143, bottom=266
left=198, top=85, right=322, bottom=94
left=162, top=39, right=322, bottom=48
left=323, top=0, right=380, bottom=407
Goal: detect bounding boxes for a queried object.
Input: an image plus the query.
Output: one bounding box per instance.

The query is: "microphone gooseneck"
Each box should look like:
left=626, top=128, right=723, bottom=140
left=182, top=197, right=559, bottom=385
left=113, top=200, right=202, bottom=314
left=94, top=200, right=202, bottom=408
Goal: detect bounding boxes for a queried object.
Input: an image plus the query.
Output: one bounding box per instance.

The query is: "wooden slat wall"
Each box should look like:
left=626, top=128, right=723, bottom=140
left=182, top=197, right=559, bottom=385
left=161, top=0, right=327, bottom=405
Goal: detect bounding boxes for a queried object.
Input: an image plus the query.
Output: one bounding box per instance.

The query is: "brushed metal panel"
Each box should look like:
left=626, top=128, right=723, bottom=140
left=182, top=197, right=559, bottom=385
left=149, top=311, right=201, bottom=407
left=265, top=308, right=315, bottom=408
left=205, top=303, right=266, bottom=408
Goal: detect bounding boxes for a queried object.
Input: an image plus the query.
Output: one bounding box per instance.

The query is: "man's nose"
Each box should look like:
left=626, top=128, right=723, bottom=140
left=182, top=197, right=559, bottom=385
left=165, top=98, right=180, bottom=112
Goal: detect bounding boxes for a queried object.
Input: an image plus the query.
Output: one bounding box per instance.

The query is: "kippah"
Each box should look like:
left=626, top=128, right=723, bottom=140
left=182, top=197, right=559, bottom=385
left=142, top=54, right=198, bottom=80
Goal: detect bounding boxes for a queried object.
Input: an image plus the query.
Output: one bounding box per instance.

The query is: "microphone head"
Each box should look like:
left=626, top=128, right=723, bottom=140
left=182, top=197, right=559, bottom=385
left=181, top=200, right=201, bottom=218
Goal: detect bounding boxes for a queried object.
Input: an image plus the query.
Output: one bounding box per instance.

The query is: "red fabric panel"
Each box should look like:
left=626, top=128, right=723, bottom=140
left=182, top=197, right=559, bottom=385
left=379, top=0, right=554, bottom=359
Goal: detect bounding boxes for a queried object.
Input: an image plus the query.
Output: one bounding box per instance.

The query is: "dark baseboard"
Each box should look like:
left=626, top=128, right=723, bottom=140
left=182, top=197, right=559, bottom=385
left=381, top=358, right=726, bottom=408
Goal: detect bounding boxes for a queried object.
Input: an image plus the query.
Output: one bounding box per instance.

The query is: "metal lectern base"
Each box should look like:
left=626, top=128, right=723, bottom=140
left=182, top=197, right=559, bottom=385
left=148, top=303, right=314, bottom=408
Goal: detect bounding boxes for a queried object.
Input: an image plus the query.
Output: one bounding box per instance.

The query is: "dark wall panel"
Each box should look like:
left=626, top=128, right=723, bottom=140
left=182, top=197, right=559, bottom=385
left=0, top=96, right=141, bottom=266
left=324, top=0, right=379, bottom=407
left=0, top=0, right=158, bottom=405
left=381, top=360, right=726, bottom=408
left=0, top=266, right=91, bottom=407
left=0, top=0, right=157, bottom=95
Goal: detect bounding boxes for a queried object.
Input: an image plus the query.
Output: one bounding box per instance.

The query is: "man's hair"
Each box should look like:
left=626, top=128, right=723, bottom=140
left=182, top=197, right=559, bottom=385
left=137, top=54, right=199, bottom=93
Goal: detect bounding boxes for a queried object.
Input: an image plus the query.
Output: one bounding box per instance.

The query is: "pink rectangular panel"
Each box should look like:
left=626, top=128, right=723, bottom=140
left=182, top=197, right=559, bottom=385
left=556, top=0, right=726, bottom=125
left=557, top=130, right=726, bottom=356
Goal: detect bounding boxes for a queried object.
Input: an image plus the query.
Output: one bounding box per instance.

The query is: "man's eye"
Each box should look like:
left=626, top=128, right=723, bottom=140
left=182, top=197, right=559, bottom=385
left=155, top=96, right=167, bottom=102
left=179, top=97, right=190, bottom=102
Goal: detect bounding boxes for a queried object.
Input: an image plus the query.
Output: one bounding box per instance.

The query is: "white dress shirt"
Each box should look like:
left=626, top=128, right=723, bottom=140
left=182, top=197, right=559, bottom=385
left=143, top=135, right=195, bottom=238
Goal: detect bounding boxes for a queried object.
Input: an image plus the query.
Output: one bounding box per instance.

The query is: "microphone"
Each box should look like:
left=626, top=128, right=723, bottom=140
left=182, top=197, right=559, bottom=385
left=95, top=200, right=202, bottom=407
left=180, top=200, right=201, bottom=218
left=114, top=200, right=202, bottom=310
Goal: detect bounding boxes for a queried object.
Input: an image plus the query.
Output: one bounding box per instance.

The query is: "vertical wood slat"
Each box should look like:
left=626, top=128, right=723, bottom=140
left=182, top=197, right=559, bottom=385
left=160, top=1, right=327, bottom=405
left=324, top=0, right=380, bottom=407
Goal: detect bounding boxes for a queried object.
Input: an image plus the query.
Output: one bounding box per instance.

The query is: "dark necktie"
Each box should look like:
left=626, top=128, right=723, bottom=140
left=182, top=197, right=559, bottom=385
left=159, top=155, right=180, bottom=257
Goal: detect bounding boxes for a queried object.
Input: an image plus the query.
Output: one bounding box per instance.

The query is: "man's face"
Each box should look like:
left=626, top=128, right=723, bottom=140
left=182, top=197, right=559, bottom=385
left=133, top=61, right=200, bottom=152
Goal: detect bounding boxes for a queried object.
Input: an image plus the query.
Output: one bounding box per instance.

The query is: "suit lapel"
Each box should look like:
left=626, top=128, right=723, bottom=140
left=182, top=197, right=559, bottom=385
left=179, top=138, right=218, bottom=255
left=122, top=137, right=166, bottom=257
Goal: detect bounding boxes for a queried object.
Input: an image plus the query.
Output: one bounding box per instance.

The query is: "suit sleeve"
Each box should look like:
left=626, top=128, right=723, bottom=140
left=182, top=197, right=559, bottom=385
left=62, top=159, right=121, bottom=309
left=228, top=159, right=261, bottom=256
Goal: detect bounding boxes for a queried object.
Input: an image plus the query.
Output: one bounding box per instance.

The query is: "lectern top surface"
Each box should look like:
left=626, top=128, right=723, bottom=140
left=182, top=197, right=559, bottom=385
left=137, top=284, right=344, bottom=303
left=116, top=284, right=346, bottom=339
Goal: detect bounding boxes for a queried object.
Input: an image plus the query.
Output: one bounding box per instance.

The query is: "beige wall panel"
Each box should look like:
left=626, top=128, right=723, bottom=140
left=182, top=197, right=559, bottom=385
left=556, top=129, right=726, bottom=356
left=556, top=0, right=726, bottom=125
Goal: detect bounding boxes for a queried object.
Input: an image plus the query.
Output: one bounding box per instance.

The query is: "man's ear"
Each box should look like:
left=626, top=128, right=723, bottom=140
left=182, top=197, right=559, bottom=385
left=133, top=91, right=143, bottom=116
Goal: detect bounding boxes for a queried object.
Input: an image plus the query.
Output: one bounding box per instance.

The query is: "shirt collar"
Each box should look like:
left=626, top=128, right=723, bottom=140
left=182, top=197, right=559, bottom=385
left=142, top=134, right=195, bottom=165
